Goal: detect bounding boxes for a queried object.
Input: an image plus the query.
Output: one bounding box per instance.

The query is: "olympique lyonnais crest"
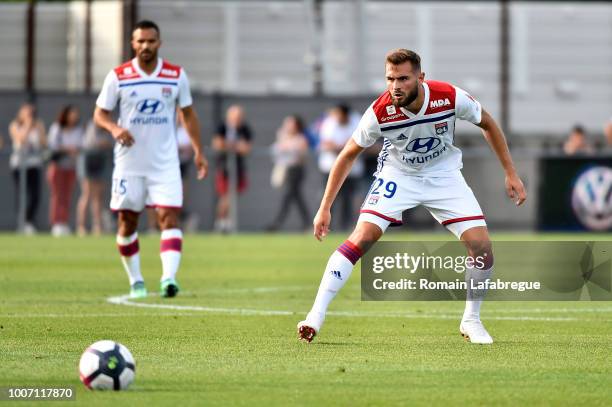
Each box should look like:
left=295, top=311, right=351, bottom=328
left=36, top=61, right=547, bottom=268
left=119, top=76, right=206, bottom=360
left=435, top=121, right=448, bottom=135
left=162, top=87, right=172, bottom=98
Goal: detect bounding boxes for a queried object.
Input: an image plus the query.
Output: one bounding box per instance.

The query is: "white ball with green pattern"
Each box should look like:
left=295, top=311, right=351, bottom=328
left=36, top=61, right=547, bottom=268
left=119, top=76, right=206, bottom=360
left=79, top=340, right=135, bottom=390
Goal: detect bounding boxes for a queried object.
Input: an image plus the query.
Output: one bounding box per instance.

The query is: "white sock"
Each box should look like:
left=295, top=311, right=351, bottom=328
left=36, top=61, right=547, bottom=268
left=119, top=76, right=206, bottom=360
left=311, top=240, right=362, bottom=317
left=462, top=265, right=493, bottom=322
left=116, top=233, right=143, bottom=286
left=160, top=229, right=182, bottom=282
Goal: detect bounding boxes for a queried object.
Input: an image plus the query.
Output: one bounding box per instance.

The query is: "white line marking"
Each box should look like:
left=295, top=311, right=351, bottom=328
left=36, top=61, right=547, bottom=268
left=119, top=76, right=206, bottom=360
left=4, top=313, right=610, bottom=322
left=107, top=294, right=292, bottom=315
left=104, top=294, right=612, bottom=322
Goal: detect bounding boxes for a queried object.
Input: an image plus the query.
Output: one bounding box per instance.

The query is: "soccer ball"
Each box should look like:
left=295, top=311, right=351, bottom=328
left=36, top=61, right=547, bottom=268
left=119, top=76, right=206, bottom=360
left=79, top=340, right=135, bottom=390
left=571, top=166, right=612, bottom=231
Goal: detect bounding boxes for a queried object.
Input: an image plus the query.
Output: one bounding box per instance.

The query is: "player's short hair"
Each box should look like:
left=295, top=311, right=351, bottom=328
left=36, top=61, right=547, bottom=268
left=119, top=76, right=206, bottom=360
left=385, top=49, right=421, bottom=72
left=132, top=20, right=160, bottom=37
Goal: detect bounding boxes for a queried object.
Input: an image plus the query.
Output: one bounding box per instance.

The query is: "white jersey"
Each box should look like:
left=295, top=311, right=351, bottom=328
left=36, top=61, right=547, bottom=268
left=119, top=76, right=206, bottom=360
left=96, top=57, right=193, bottom=175
left=352, top=80, right=482, bottom=176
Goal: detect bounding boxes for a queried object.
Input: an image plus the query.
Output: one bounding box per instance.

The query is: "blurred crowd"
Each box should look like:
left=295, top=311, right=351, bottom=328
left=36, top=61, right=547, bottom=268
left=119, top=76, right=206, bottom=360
left=7, top=103, right=116, bottom=236
left=3, top=101, right=612, bottom=235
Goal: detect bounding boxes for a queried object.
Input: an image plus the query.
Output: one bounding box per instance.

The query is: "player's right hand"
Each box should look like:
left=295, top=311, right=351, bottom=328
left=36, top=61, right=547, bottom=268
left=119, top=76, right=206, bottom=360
left=313, top=209, right=331, bottom=242
left=111, top=127, right=135, bottom=147
left=505, top=173, right=527, bottom=206
left=194, top=153, right=209, bottom=180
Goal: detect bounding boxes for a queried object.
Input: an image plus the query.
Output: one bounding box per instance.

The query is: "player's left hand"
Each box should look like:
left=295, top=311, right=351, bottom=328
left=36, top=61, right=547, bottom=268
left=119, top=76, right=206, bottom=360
left=505, top=173, right=527, bottom=206
left=194, top=153, right=209, bottom=180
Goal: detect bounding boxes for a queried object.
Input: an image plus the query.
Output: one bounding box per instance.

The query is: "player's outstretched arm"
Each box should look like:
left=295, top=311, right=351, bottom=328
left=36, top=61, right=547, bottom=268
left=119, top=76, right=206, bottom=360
left=93, top=107, right=134, bottom=147
left=477, top=109, right=527, bottom=206
left=181, top=106, right=208, bottom=180
left=314, top=139, right=364, bottom=241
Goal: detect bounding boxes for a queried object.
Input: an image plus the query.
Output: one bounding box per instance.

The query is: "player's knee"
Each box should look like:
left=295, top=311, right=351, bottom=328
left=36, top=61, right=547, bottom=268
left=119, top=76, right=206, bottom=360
left=118, top=211, right=139, bottom=236
left=466, top=239, right=494, bottom=269
left=158, top=210, right=180, bottom=230
left=348, top=223, right=382, bottom=253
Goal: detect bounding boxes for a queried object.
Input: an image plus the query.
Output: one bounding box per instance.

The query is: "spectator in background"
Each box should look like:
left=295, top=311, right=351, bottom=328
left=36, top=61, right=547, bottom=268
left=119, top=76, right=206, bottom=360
left=318, top=104, right=363, bottom=230
left=563, top=124, right=593, bottom=156
left=212, top=105, right=253, bottom=233
left=76, top=120, right=113, bottom=236
left=267, top=115, right=310, bottom=231
left=9, top=103, right=47, bottom=234
left=604, top=117, right=612, bottom=147
left=47, top=105, right=83, bottom=236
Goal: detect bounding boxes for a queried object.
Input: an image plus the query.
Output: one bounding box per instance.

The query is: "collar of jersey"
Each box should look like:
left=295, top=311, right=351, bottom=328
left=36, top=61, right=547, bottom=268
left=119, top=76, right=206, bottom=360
left=399, top=82, right=430, bottom=119
left=131, top=57, right=163, bottom=78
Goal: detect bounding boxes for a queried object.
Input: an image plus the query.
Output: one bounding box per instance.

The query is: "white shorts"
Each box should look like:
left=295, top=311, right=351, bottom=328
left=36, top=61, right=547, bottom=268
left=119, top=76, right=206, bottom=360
left=110, top=168, right=182, bottom=212
left=358, top=167, right=486, bottom=238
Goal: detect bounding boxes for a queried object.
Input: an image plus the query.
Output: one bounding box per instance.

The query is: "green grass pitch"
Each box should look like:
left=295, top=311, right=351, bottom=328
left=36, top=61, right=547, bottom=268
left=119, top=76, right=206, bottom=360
left=1, top=232, right=611, bottom=406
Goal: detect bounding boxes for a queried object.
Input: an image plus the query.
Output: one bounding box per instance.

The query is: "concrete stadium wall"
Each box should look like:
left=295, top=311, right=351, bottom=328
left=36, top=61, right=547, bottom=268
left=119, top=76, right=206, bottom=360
left=1, top=1, right=611, bottom=135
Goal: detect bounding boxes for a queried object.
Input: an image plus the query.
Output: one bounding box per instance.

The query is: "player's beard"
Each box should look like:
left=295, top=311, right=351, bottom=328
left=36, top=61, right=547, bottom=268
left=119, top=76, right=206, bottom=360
left=138, top=49, right=157, bottom=64
left=392, top=83, right=419, bottom=108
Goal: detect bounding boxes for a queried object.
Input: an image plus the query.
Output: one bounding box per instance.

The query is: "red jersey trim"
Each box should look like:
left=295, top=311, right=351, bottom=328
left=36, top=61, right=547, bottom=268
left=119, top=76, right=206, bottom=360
left=441, top=215, right=485, bottom=226
left=424, top=80, right=456, bottom=115
left=114, top=61, right=141, bottom=81
left=372, top=92, right=409, bottom=125
left=158, top=60, right=181, bottom=79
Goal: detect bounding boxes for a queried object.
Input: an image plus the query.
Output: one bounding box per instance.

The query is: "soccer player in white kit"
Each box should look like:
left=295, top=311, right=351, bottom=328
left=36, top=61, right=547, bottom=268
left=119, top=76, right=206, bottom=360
left=298, top=49, right=527, bottom=344
left=93, top=20, right=208, bottom=299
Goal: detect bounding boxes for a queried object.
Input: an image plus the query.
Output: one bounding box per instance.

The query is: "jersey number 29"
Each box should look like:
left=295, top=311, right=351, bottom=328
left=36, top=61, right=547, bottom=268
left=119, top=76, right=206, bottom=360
left=369, top=178, right=397, bottom=198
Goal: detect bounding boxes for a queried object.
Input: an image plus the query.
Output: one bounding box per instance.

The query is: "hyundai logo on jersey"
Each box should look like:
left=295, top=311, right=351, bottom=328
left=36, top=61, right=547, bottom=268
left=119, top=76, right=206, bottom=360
left=136, top=99, right=165, bottom=115
left=406, top=137, right=442, bottom=154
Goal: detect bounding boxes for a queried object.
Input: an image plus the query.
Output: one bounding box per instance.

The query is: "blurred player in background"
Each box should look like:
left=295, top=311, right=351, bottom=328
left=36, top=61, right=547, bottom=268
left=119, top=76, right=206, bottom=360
left=94, top=20, right=208, bottom=299
left=299, top=49, right=526, bottom=344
